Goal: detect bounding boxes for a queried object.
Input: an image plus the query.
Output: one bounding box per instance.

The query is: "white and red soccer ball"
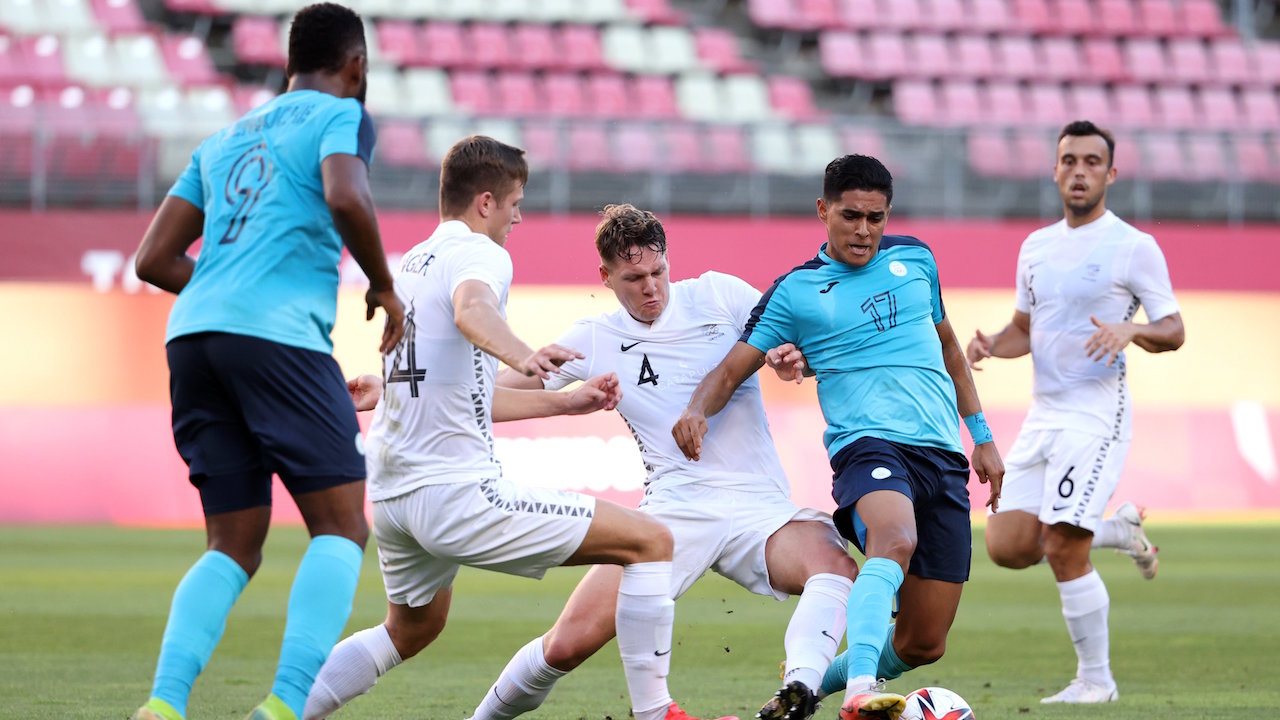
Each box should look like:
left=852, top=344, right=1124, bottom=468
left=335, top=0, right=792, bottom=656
left=899, top=687, right=974, bottom=720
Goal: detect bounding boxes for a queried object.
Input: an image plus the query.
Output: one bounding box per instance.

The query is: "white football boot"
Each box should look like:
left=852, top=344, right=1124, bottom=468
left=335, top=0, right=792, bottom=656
left=1113, top=501, right=1159, bottom=579
left=1041, top=678, right=1119, bottom=704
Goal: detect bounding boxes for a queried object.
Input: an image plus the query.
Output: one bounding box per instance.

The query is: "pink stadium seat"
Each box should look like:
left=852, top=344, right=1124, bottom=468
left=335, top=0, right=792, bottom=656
left=378, top=21, right=421, bottom=67
left=839, top=124, right=885, bottom=157
left=656, top=123, right=703, bottom=173
left=585, top=73, right=629, bottom=117
left=695, top=27, right=755, bottom=73
left=632, top=74, right=678, bottom=118
left=232, top=17, right=284, bottom=67
left=91, top=0, right=147, bottom=33
left=1209, top=40, right=1252, bottom=86
left=1050, top=0, right=1094, bottom=37
left=1083, top=37, right=1126, bottom=82
left=421, top=22, right=466, bottom=68
left=968, top=129, right=1015, bottom=177
left=1012, top=128, right=1055, bottom=178
left=748, top=0, right=797, bottom=31
left=17, top=35, right=68, bottom=86
left=1231, top=135, right=1277, bottom=182
left=163, top=0, right=220, bottom=14
left=795, top=0, right=842, bottom=30
left=1112, top=84, right=1154, bottom=127
left=1110, top=131, right=1140, bottom=172
left=892, top=79, right=938, bottom=125
left=1253, top=42, right=1280, bottom=86
left=924, top=0, right=964, bottom=32
left=0, top=34, right=25, bottom=86
left=818, top=32, right=863, bottom=78
left=1040, top=37, right=1085, bottom=82
left=1136, top=0, right=1178, bottom=38
left=768, top=75, right=820, bottom=119
left=231, top=84, right=275, bottom=114
left=495, top=71, right=539, bottom=116
left=1027, top=83, right=1069, bottom=126
left=520, top=120, right=564, bottom=168
left=909, top=34, right=953, bottom=79
left=1196, top=87, right=1240, bottom=130
left=1178, top=0, right=1228, bottom=39
left=1239, top=88, right=1280, bottom=130
left=969, top=0, right=1014, bottom=32
left=1153, top=85, right=1198, bottom=129
left=883, top=0, right=926, bottom=30
left=1124, top=39, right=1168, bottom=83
left=161, top=34, right=218, bottom=85
left=512, top=23, right=557, bottom=71
left=559, top=25, right=606, bottom=72
left=1168, top=39, right=1210, bottom=84
left=1068, top=84, right=1113, bottom=126
left=626, top=0, right=687, bottom=25
left=940, top=80, right=982, bottom=126
left=1141, top=132, right=1184, bottom=179
left=467, top=23, right=511, bottom=70
left=541, top=72, right=586, bottom=116
left=376, top=120, right=428, bottom=168
left=567, top=123, right=611, bottom=171
left=837, top=0, right=880, bottom=31
left=984, top=81, right=1028, bottom=126
left=1013, top=0, right=1055, bottom=34
left=613, top=123, right=661, bottom=172
left=994, top=36, right=1038, bottom=80
left=1095, top=0, right=1138, bottom=37
left=449, top=70, right=495, bottom=114
left=953, top=35, right=994, bottom=79
left=865, top=33, right=909, bottom=79
left=704, top=124, right=752, bottom=173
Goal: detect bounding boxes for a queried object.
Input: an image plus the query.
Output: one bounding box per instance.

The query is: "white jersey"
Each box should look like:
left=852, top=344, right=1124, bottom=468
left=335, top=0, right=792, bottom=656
left=365, top=220, right=512, bottom=501
left=546, top=271, right=789, bottom=495
left=1016, top=211, right=1179, bottom=440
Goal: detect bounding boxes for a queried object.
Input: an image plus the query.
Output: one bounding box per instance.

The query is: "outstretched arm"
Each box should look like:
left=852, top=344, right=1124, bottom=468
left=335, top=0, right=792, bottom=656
left=1086, top=312, right=1184, bottom=366
left=672, top=342, right=766, bottom=461
left=966, top=310, right=1031, bottom=370
left=493, top=373, right=622, bottom=422
left=939, top=317, right=1005, bottom=510
left=453, top=280, right=583, bottom=379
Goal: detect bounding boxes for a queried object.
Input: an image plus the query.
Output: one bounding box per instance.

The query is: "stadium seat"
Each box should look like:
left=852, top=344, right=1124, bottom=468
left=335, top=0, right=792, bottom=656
left=1108, top=131, right=1140, bottom=173
left=1049, top=0, right=1094, bottom=37
left=162, top=0, right=221, bottom=15
left=1112, top=84, right=1154, bottom=128
left=1153, top=85, right=1198, bottom=129
left=566, top=122, right=611, bottom=171
left=865, top=33, right=909, bottom=79
left=1184, top=132, right=1227, bottom=179
left=0, top=0, right=43, bottom=35
left=1168, top=39, right=1210, bottom=85
left=377, top=20, right=421, bottom=67
left=656, top=122, right=703, bottom=173
left=425, top=117, right=469, bottom=163
left=1239, top=88, right=1280, bottom=130
left=968, top=129, right=1014, bottom=177
left=519, top=119, right=563, bottom=169
left=1253, top=42, right=1280, bottom=87
left=994, top=36, right=1038, bottom=81
left=494, top=71, right=540, bottom=116
left=837, top=0, right=880, bottom=32
left=1011, top=128, right=1054, bottom=178
left=892, top=79, right=938, bottom=125
left=909, top=34, right=953, bottom=79
left=751, top=123, right=797, bottom=174
left=586, top=72, right=630, bottom=117
left=541, top=72, right=586, bottom=117
left=818, top=31, right=861, bottom=78
left=572, top=0, right=630, bottom=25
left=632, top=74, right=678, bottom=118
left=375, top=119, right=429, bottom=167
left=794, top=0, right=842, bottom=31
left=230, top=84, right=274, bottom=114
left=420, top=22, right=466, bottom=68
left=0, top=85, right=36, bottom=177
left=473, top=117, right=522, bottom=149
left=768, top=75, right=820, bottom=120
left=113, top=34, right=170, bottom=87
left=984, top=81, right=1028, bottom=126
left=1124, top=39, right=1168, bottom=83
left=41, top=0, right=99, bottom=35
left=160, top=34, right=218, bottom=86
left=838, top=124, right=885, bottom=158
left=953, top=35, right=995, bottom=79
left=746, top=0, right=796, bottom=31
left=1140, top=132, right=1184, bottom=179
left=0, top=34, right=23, bottom=86
left=1040, top=37, right=1085, bottom=82
left=940, top=80, right=982, bottom=127
left=363, top=66, right=405, bottom=117
left=722, top=73, right=773, bottom=123
left=559, top=25, right=606, bottom=72
left=1083, top=37, right=1126, bottom=82
left=512, top=23, right=557, bottom=71
left=1178, top=0, right=1228, bottom=38
left=1136, top=0, right=1178, bottom=38
left=449, top=70, right=494, bottom=115
left=63, top=34, right=119, bottom=88
left=968, top=0, right=1013, bottom=32
left=704, top=124, right=751, bottom=172
left=675, top=72, right=721, bottom=121
left=793, top=123, right=840, bottom=171
left=648, top=26, right=698, bottom=74
left=1196, top=86, right=1241, bottom=130
left=1209, top=39, right=1252, bottom=86
left=1095, top=0, right=1138, bottom=38
left=626, top=0, right=686, bottom=25
left=1068, top=83, right=1113, bottom=126
left=695, top=27, right=755, bottom=73
left=1231, top=135, right=1277, bottom=182
left=1012, top=0, right=1055, bottom=34
left=612, top=122, right=660, bottom=172
left=231, top=16, right=284, bottom=66
left=883, top=0, right=926, bottom=31
left=401, top=68, right=453, bottom=116
left=601, top=24, right=648, bottom=74
left=1027, top=83, right=1069, bottom=127
left=924, top=0, right=965, bottom=33
left=90, top=0, right=146, bottom=33
left=466, top=23, right=511, bottom=70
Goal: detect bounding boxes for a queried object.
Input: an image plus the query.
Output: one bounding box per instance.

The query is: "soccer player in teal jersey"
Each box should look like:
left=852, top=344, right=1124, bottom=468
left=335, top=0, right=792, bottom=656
left=130, top=5, right=404, bottom=720
left=674, top=155, right=1004, bottom=720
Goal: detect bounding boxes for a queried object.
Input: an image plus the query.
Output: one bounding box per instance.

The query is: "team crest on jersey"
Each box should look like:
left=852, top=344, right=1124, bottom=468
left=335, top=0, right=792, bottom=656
left=702, top=324, right=724, bottom=341
left=889, top=260, right=908, bottom=277
left=1082, top=263, right=1102, bottom=281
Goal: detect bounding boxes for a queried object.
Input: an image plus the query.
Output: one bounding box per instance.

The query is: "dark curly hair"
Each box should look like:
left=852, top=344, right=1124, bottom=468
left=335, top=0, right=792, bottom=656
left=595, top=204, right=668, bottom=266
left=286, top=3, right=366, bottom=77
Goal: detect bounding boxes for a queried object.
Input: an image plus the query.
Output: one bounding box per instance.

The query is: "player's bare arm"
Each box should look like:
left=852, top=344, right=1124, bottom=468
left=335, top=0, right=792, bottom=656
left=322, top=152, right=405, bottom=353
left=453, top=280, right=583, bottom=379
left=135, top=196, right=204, bottom=294
left=673, top=341, right=766, bottom=461
left=966, top=310, right=1031, bottom=370
left=1085, top=312, right=1185, bottom=367
left=938, top=316, right=1005, bottom=509
left=493, top=373, right=621, bottom=422
left=497, top=367, right=548, bottom=390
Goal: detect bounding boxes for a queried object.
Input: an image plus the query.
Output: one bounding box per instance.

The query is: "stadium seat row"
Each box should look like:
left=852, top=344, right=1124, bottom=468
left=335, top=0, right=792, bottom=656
left=895, top=79, right=1280, bottom=131
left=0, top=31, right=218, bottom=88
left=166, top=0, right=680, bottom=25
left=0, top=0, right=146, bottom=36
left=750, top=0, right=1230, bottom=39
left=820, top=32, right=1280, bottom=87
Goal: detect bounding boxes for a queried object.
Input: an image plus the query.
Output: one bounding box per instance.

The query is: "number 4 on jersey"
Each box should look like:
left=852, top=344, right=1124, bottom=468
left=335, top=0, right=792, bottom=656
left=386, top=310, right=425, bottom=397
left=637, top=353, right=659, bottom=386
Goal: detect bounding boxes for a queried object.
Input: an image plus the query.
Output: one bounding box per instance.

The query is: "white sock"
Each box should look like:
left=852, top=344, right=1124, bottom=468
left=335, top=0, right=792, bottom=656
left=1091, top=516, right=1130, bottom=550
left=784, top=573, right=853, bottom=691
left=844, top=673, right=877, bottom=700
left=472, top=636, right=568, bottom=720
left=616, top=561, right=675, bottom=720
left=1057, top=570, right=1115, bottom=689
left=303, top=624, right=402, bottom=720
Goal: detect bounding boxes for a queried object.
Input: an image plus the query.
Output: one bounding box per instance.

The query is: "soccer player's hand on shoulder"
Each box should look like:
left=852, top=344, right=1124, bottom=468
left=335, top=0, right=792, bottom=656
left=567, top=373, right=622, bottom=415
left=672, top=410, right=708, bottom=461
left=347, top=374, right=383, bottom=412
left=519, top=344, right=585, bottom=380
left=970, top=442, right=1005, bottom=511
left=366, top=287, right=406, bottom=354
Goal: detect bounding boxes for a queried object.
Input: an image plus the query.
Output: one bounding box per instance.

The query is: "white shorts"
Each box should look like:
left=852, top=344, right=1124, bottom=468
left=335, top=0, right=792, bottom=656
left=642, top=483, right=843, bottom=601
left=994, top=427, right=1130, bottom=532
left=373, top=477, right=595, bottom=607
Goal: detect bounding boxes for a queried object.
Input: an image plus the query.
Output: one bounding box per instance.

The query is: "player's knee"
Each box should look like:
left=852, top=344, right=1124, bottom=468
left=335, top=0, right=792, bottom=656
left=808, top=549, right=859, bottom=581
left=866, top=527, right=916, bottom=566
left=386, top=615, right=446, bottom=661
left=542, top=628, right=601, bottom=671
left=632, top=515, right=673, bottom=562
left=985, top=539, right=1040, bottom=569
left=898, top=637, right=946, bottom=668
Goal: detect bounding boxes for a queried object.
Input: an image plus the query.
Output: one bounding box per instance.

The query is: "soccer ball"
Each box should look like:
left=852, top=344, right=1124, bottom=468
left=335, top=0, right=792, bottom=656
left=899, top=687, right=974, bottom=720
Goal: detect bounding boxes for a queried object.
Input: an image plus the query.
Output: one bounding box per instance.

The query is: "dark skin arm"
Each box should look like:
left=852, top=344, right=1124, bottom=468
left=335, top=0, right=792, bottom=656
left=135, top=196, right=204, bottom=294
left=937, top=316, right=1005, bottom=510
left=672, top=342, right=766, bottom=461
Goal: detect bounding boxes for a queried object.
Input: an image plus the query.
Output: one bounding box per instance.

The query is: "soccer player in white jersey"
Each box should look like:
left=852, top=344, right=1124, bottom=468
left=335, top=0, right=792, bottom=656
left=301, top=137, right=680, bottom=720
left=471, top=204, right=859, bottom=720
left=966, top=121, right=1185, bottom=704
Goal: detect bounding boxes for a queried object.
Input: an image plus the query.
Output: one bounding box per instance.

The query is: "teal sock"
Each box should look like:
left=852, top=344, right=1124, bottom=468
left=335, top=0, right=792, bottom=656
left=876, top=623, right=912, bottom=680
left=820, top=648, right=850, bottom=697
left=151, top=550, right=249, bottom=717
left=271, top=535, right=363, bottom=718
left=844, top=558, right=905, bottom=681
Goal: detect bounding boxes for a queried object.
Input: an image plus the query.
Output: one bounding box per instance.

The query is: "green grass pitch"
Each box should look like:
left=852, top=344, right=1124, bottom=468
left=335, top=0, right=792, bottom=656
left=1, top=523, right=1277, bottom=719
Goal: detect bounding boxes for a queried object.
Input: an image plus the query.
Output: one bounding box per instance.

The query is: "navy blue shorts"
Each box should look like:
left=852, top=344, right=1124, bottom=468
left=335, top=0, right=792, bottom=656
left=167, top=332, right=366, bottom=516
left=830, top=436, right=972, bottom=583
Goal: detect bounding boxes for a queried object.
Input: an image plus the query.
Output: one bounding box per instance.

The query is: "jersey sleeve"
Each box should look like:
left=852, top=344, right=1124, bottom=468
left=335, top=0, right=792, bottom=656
left=1125, top=234, right=1180, bottom=321
left=167, top=144, right=205, bottom=208
left=318, top=101, right=377, bottom=167
left=924, top=252, right=946, bottom=323
left=448, top=240, right=513, bottom=301
left=542, top=320, right=595, bottom=391
left=1014, top=239, right=1033, bottom=314
left=703, top=271, right=763, bottom=328
left=739, top=277, right=793, bottom=352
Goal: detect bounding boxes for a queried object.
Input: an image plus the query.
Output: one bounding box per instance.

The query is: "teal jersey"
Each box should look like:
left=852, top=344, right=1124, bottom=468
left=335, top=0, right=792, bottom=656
left=740, top=236, right=963, bottom=457
left=164, top=90, right=376, bottom=353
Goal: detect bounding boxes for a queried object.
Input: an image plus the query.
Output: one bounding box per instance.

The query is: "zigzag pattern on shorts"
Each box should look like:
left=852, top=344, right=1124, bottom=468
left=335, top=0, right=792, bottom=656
left=479, top=479, right=594, bottom=518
